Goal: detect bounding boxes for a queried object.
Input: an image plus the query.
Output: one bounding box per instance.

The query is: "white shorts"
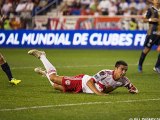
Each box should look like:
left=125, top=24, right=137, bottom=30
left=82, top=75, right=101, bottom=93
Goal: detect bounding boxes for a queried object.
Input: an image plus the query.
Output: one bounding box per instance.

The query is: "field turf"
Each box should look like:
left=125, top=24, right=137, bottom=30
left=0, top=48, right=160, bottom=120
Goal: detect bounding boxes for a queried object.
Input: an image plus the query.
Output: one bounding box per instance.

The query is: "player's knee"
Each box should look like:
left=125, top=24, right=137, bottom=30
left=0, top=55, right=5, bottom=64
left=53, top=83, right=59, bottom=89
left=49, top=74, right=57, bottom=82
left=0, top=56, right=3, bottom=62
left=53, top=83, right=64, bottom=91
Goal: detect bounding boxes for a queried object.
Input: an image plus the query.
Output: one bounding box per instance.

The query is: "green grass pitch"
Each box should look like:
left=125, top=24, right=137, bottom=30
left=0, top=48, right=160, bottom=120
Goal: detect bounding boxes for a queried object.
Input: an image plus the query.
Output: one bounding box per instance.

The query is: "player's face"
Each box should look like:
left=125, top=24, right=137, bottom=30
left=153, top=0, right=160, bottom=6
left=115, top=65, right=128, bottom=79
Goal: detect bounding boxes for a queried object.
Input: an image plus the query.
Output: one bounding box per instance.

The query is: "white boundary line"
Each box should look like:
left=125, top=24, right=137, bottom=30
left=0, top=98, right=160, bottom=112
left=11, top=63, right=153, bottom=69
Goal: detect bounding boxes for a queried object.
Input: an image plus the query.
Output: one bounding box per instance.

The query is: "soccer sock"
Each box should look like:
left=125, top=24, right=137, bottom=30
left=155, top=54, right=160, bottom=67
left=46, top=73, right=54, bottom=86
left=40, top=55, right=57, bottom=75
left=138, top=52, right=147, bottom=67
left=1, top=62, right=13, bottom=81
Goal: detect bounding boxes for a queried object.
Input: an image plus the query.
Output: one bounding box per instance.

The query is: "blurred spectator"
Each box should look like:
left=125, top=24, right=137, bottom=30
left=39, top=0, right=48, bottom=8
left=16, top=0, right=28, bottom=28
left=26, top=0, right=34, bottom=29
left=0, top=0, right=3, bottom=6
left=34, top=0, right=40, bottom=6
left=12, top=0, right=21, bottom=15
left=89, top=0, right=99, bottom=15
left=70, top=1, right=81, bottom=15
left=3, top=16, right=12, bottom=30
left=108, top=0, right=118, bottom=16
left=1, top=0, right=13, bottom=16
left=129, top=0, right=138, bottom=15
left=119, top=0, right=129, bottom=15
left=33, top=0, right=40, bottom=15
left=0, top=14, right=5, bottom=29
left=9, top=14, right=21, bottom=29
left=129, top=18, right=138, bottom=30
left=1, top=14, right=21, bottom=30
left=80, top=4, right=89, bottom=15
left=63, top=0, right=75, bottom=6
left=81, top=0, right=93, bottom=7
left=59, top=1, right=72, bottom=15
left=0, top=0, right=4, bottom=10
left=0, top=0, right=151, bottom=30
left=123, top=8, right=131, bottom=16
left=97, top=0, right=111, bottom=15
left=16, top=0, right=34, bottom=29
left=136, top=0, right=146, bottom=15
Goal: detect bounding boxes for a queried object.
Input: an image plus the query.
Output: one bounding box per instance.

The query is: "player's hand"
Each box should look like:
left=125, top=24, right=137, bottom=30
left=151, top=18, right=159, bottom=22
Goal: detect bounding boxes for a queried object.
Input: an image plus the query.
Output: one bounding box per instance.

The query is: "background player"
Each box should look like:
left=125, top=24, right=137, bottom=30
left=0, top=53, right=21, bottom=85
left=138, top=0, right=160, bottom=73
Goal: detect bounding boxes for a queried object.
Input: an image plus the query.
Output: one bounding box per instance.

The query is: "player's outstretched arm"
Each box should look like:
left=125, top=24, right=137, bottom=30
left=143, top=17, right=159, bottom=23
left=125, top=83, right=138, bottom=94
left=86, top=79, right=107, bottom=96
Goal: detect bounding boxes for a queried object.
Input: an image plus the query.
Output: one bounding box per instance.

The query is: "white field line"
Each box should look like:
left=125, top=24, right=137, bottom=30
left=11, top=63, right=153, bottom=69
left=0, top=98, right=160, bottom=112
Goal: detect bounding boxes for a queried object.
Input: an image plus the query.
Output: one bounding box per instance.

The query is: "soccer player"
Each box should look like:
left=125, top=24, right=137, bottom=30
left=138, top=0, right=160, bottom=73
left=0, top=53, right=21, bottom=85
left=28, top=49, right=138, bottom=95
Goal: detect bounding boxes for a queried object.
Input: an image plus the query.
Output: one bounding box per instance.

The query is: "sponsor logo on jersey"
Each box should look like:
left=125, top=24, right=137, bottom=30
left=65, top=80, right=71, bottom=85
left=99, top=71, right=105, bottom=76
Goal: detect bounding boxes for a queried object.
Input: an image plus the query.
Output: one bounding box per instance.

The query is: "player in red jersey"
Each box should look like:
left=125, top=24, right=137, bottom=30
left=0, top=53, right=21, bottom=85
left=28, top=49, right=138, bottom=95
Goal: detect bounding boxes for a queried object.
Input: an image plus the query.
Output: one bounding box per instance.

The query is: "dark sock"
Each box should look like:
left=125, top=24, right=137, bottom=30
left=155, top=54, right=160, bottom=68
left=138, top=52, right=147, bottom=67
left=1, top=62, right=13, bottom=81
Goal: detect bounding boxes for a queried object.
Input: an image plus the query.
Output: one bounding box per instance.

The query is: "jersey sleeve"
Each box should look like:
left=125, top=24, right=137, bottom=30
left=122, top=76, right=131, bottom=86
left=144, top=8, right=151, bottom=19
left=92, top=70, right=108, bottom=83
left=123, top=77, right=138, bottom=94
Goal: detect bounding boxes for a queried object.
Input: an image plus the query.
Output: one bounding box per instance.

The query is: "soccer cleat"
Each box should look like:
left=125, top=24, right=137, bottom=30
left=28, top=49, right=45, bottom=59
left=9, top=78, right=21, bottom=85
left=153, top=67, right=160, bottom=74
left=34, top=67, right=47, bottom=77
left=138, top=65, right=142, bottom=72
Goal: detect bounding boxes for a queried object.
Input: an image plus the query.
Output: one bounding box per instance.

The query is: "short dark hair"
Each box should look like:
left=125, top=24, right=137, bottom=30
left=115, top=60, right=128, bottom=68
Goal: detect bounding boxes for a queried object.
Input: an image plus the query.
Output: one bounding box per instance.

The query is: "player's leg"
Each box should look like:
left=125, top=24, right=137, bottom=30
left=49, top=74, right=64, bottom=85
left=34, top=67, right=46, bottom=77
left=46, top=72, right=65, bottom=88
left=28, top=49, right=63, bottom=85
left=40, top=54, right=57, bottom=75
left=34, top=67, right=55, bottom=86
left=154, top=53, right=160, bottom=74
left=138, top=47, right=150, bottom=72
left=34, top=67, right=65, bottom=91
left=0, top=53, right=12, bottom=80
left=53, top=83, right=64, bottom=91
left=0, top=53, right=21, bottom=85
left=49, top=74, right=83, bottom=93
left=138, top=35, right=153, bottom=72
left=0, top=53, right=6, bottom=64
left=28, top=49, right=57, bottom=75
left=153, top=38, right=160, bottom=73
